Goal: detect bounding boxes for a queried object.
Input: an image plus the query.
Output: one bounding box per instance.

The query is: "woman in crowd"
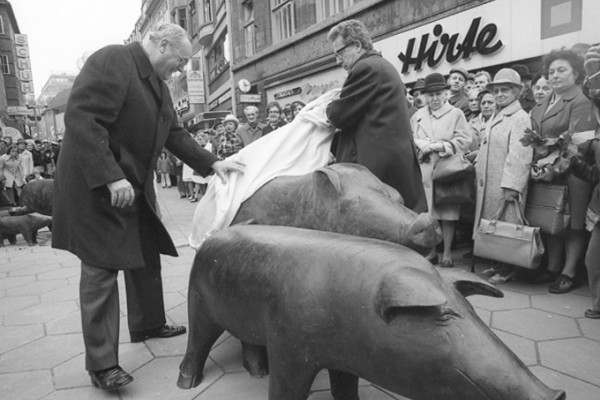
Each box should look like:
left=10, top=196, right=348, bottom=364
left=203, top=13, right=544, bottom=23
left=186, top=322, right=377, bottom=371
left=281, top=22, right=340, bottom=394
left=474, top=69, right=534, bottom=283
left=0, top=145, right=26, bottom=205
left=263, top=101, right=287, bottom=135
left=529, top=48, right=598, bottom=293
left=411, top=72, right=471, bottom=268
left=215, top=114, right=244, bottom=160
left=156, top=151, right=173, bottom=188
left=465, top=88, right=481, bottom=122
left=291, top=100, right=306, bottom=120
left=531, top=72, right=553, bottom=107
left=466, top=89, right=496, bottom=160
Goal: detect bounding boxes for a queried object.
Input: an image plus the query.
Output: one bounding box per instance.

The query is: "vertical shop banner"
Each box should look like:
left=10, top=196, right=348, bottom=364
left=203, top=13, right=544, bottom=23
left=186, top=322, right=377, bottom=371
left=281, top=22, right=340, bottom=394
left=187, top=70, right=205, bottom=103
left=15, top=34, right=35, bottom=103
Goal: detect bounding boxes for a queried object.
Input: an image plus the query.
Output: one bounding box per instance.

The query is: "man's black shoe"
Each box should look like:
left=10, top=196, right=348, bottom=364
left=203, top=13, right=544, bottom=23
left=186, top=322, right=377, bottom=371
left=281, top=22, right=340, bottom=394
left=89, top=366, right=133, bottom=390
left=130, top=324, right=186, bottom=343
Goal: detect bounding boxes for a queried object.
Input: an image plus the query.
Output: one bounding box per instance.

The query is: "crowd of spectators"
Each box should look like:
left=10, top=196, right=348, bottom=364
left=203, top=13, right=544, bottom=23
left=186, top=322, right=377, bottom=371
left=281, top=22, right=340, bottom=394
left=0, top=136, right=60, bottom=206
left=407, top=43, right=600, bottom=320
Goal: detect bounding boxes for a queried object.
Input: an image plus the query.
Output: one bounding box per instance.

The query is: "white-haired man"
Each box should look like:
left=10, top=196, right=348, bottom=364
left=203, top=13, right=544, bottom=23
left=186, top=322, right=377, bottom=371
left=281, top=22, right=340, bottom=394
left=236, top=105, right=267, bottom=147
left=52, top=23, right=244, bottom=390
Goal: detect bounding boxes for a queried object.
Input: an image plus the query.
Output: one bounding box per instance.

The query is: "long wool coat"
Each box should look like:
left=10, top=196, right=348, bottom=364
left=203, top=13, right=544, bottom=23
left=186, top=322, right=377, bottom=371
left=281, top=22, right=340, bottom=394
left=530, top=84, right=598, bottom=229
left=474, top=100, right=532, bottom=228
left=52, top=43, right=218, bottom=269
left=411, top=102, right=471, bottom=221
left=327, top=50, right=427, bottom=213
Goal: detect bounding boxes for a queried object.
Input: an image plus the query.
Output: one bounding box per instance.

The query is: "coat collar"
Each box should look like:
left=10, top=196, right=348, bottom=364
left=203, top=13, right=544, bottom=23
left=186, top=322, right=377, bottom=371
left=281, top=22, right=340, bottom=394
left=354, top=50, right=382, bottom=66
left=429, top=101, right=454, bottom=119
left=490, top=99, right=522, bottom=126
left=128, top=42, right=163, bottom=101
left=533, top=84, right=582, bottom=124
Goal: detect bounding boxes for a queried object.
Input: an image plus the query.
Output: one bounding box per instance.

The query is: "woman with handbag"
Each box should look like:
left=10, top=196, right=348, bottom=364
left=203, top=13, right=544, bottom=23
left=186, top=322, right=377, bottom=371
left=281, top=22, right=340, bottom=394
left=529, top=48, right=599, bottom=293
left=474, top=68, right=534, bottom=283
left=411, top=72, right=471, bottom=268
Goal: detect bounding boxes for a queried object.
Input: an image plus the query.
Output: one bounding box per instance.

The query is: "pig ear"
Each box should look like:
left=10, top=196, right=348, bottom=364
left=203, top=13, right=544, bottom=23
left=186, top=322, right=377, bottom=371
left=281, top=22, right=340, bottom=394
left=436, top=268, right=504, bottom=298
left=314, top=166, right=342, bottom=193
left=375, top=269, right=447, bottom=323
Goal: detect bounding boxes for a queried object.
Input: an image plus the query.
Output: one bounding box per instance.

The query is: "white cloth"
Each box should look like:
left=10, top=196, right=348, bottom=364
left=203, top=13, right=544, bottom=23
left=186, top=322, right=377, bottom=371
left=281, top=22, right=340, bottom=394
left=189, top=89, right=340, bottom=249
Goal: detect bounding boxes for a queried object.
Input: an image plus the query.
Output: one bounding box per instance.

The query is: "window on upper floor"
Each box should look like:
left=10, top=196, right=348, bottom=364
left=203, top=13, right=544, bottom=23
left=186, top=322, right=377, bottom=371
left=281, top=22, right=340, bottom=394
left=207, top=33, right=230, bottom=82
left=0, top=16, right=4, bottom=35
left=1, top=55, right=9, bottom=74
left=243, top=0, right=255, bottom=57
left=271, top=0, right=366, bottom=44
left=175, top=7, right=188, bottom=31
left=188, top=0, right=197, bottom=34
left=202, top=0, right=212, bottom=24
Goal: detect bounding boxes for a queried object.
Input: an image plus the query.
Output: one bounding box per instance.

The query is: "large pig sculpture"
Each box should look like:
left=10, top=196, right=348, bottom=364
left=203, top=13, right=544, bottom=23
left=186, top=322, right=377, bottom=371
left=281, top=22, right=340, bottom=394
left=232, top=163, right=441, bottom=256
left=178, top=225, right=565, bottom=400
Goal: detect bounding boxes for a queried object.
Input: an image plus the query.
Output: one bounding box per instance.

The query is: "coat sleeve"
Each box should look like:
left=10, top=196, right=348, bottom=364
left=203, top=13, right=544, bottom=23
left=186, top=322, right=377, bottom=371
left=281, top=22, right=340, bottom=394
left=64, top=47, right=130, bottom=190
left=440, top=111, right=472, bottom=156
left=501, top=112, right=533, bottom=193
left=326, top=60, right=381, bottom=131
left=570, top=93, right=598, bottom=133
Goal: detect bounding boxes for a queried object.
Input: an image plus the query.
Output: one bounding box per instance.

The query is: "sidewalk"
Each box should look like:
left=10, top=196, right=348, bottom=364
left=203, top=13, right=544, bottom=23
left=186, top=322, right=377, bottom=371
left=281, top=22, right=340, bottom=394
left=0, top=186, right=599, bottom=400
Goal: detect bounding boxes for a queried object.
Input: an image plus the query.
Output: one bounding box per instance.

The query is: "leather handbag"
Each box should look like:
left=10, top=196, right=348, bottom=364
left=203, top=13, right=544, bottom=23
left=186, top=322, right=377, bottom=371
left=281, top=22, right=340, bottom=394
left=434, top=177, right=474, bottom=205
left=524, top=182, right=570, bottom=235
left=474, top=199, right=545, bottom=269
left=432, top=143, right=475, bottom=183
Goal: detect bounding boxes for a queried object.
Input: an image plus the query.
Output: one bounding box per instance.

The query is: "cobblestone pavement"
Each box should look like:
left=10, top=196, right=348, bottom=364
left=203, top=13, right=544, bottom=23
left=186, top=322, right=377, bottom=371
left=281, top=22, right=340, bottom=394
left=0, top=186, right=599, bottom=400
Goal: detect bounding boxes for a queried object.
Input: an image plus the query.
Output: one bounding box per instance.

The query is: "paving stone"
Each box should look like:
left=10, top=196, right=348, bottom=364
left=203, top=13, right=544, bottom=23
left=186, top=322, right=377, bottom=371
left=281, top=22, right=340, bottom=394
left=502, top=280, right=553, bottom=295
left=41, top=386, right=122, bottom=400
left=468, top=288, right=530, bottom=311
left=0, top=294, right=38, bottom=315
left=194, top=370, right=268, bottom=400
left=539, top=337, right=600, bottom=386
left=0, top=333, right=83, bottom=373
left=531, top=292, right=592, bottom=318
left=0, top=324, right=45, bottom=354
left=530, top=366, right=600, bottom=400
left=491, top=328, right=538, bottom=366
left=164, top=291, right=187, bottom=311
left=162, top=275, right=190, bottom=293
left=38, top=266, right=80, bottom=281
left=209, top=335, right=245, bottom=374
left=0, top=275, right=35, bottom=291
left=473, top=306, right=491, bottom=326
left=0, top=370, right=53, bottom=400
left=122, top=356, right=222, bottom=400
left=5, top=278, right=65, bottom=296
left=46, top=310, right=82, bottom=335
left=579, top=318, right=600, bottom=341
left=8, top=262, right=60, bottom=277
left=4, top=300, right=78, bottom=326
left=167, top=302, right=187, bottom=324
left=492, top=308, right=580, bottom=340
left=142, top=328, right=188, bottom=357
left=41, top=284, right=79, bottom=302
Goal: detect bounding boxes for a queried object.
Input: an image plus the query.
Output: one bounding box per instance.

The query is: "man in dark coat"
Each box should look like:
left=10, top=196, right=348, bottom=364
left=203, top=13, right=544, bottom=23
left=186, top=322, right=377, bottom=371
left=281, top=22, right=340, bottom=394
left=52, top=23, right=243, bottom=390
left=326, top=19, right=427, bottom=213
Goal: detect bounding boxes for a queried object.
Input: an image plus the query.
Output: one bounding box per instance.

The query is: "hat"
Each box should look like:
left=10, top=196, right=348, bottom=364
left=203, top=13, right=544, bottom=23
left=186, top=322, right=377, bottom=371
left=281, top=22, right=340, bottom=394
left=16, top=138, right=26, bottom=144
left=449, top=67, right=469, bottom=81
left=422, top=73, right=449, bottom=93
left=487, top=68, right=523, bottom=90
left=511, top=64, right=532, bottom=81
left=212, top=118, right=224, bottom=129
left=223, top=114, right=239, bottom=127
left=467, top=73, right=476, bottom=81
left=409, top=78, right=425, bottom=95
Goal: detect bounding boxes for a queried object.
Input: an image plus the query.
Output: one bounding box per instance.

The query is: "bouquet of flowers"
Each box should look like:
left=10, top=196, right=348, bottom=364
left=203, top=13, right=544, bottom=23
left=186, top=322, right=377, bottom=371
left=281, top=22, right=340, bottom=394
left=519, top=119, right=593, bottom=182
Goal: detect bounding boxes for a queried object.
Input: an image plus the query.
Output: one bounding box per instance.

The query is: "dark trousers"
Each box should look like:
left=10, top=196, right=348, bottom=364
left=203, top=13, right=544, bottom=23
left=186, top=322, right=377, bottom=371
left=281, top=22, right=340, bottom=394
left=586, top=224, right=600, bottom=312
left=79, top=244, right=166, bottom=371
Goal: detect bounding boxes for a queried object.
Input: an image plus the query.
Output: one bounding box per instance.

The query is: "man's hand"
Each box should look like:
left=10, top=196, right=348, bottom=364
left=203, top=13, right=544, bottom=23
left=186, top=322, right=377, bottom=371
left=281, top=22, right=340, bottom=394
left=211, top=160, right=245, bottom=183
left=107, top=179, right=135, bottom=208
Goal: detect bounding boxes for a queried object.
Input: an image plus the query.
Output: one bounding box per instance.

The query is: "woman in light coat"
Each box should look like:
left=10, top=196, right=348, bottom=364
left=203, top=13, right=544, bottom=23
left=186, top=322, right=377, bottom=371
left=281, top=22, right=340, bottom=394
left=474, top=69, right=533, bottom=283
left=0, top=145, right=26, bottom=205
left=411, top=73, right=471, bottom=267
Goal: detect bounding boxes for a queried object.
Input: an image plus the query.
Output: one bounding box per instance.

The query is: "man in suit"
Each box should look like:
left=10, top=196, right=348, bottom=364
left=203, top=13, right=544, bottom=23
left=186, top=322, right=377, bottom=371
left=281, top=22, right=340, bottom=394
left=326, top=19, right=426, bottom=213
left=52, top=23, right=243, bottom=390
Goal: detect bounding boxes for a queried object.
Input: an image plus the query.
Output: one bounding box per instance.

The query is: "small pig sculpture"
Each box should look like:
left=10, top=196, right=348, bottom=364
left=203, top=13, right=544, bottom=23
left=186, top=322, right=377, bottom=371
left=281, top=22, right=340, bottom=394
left=10, top=179, right=54, bottom=216
left=0, top=213, right=52, bottom=246
left=178, top=225, right=565, bottom=400
left=233, top=163, right=440, bottom=255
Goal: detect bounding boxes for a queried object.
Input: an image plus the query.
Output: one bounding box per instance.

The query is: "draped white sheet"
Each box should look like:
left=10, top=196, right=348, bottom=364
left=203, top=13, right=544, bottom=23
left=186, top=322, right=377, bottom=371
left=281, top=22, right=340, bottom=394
left=189, top=89, right=340, bottom=249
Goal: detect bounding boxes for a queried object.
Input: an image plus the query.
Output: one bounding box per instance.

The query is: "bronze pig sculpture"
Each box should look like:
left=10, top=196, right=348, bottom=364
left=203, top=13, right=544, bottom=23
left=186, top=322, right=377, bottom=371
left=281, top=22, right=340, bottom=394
left=232, top=163, right=441, bottom=256
left=178, top=225, right=565, bottom=400
left=10, top=179, right=54, bottom=216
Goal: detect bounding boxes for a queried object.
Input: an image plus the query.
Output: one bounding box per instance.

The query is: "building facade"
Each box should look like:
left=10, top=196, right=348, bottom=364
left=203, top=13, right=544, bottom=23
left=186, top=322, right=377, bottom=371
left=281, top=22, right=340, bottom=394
left=227, top=0, right=597, bottom=117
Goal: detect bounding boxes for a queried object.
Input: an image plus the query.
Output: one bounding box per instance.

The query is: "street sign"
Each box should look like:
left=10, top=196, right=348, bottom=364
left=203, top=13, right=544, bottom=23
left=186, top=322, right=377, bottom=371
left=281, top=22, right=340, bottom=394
left=240, top=94, right=261, bottom=103
left=6, top=106, right=33, bottom=116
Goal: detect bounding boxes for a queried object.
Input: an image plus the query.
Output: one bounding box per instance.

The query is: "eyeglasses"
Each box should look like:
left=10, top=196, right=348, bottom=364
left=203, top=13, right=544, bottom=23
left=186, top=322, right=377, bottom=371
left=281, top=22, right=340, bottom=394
left=169, top=43, right=189, bottom=68
left=333, top=41, right=357, bottom=58
left=491, top=87, right=512, bottom=95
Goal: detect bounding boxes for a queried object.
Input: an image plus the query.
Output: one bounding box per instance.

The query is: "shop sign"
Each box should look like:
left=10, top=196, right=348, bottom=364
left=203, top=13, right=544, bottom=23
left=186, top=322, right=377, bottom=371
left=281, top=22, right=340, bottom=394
left=187, top=70, right=205, bottom=103
left=15, top=34, right=34, bottom=94
left=274, top=87, right=301, bottom=100
left=7, top=106, right=33, bottom=116
left=240, top=94, right=262, bottom=103
left=398, top=17, right=503, bottom=74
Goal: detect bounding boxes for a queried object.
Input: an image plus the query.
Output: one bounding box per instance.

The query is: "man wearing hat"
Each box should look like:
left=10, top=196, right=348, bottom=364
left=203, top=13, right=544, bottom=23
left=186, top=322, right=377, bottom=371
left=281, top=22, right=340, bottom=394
left=410, top=78, right=426, bottom=109
left=447, top=67, right=470, bottom=114
left=511, top=64, right=536, bottom=113
left=326, top=19, right=427, bottom=213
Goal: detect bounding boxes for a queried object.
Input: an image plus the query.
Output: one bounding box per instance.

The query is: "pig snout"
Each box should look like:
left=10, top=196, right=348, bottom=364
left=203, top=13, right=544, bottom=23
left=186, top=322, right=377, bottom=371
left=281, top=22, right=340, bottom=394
left=406, top=213, right=442, bottom=250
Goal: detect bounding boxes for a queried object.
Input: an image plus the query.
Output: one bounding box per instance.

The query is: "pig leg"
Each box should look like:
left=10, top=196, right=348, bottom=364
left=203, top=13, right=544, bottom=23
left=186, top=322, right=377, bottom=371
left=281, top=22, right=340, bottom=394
left=241, top=342, right=269, bottom=377
left=177, top=289, right=225, bottom=389
left=23, top=228, right=36, bottom=246
left=328, top=369, right=360, bottom=400
left=267, top=342, right=317, bottom=400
